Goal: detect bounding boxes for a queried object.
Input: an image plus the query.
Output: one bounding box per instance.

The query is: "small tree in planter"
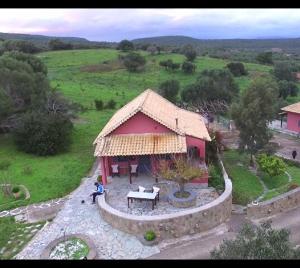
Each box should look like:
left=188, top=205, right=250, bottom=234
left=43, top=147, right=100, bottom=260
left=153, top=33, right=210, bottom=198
left=12, top=186, right=21, bottom=199
left=156, top=155, right=205, bottom=198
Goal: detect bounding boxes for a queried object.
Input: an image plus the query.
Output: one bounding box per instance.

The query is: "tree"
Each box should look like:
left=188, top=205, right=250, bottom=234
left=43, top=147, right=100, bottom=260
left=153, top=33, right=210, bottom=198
left=256, top=51, right=273, bottom=65
left=147, top=45, right=157, bottom=55
left=181, top=69, right=239, bottom=105
left=181, top=61, right=196, bottom=74
left=123, top=52, right=146, bottom=72
left=94, top=99, right=104, bottom=110
left=226, top=62, right=247, bottom=77
left=273, top=62, right=296, bottom=82
left=48, top=39, right=73, bottom=50
left=211, top=221, right=300, bottom=259
left=2, top=40, right=40, bottom=54
left=13, top=111, right=73, bottom=156
left=182, top=44, right=197, bottom=61
left=155, top=155, right=204, bottom=196
left=117, top=40, right=134, bottom=52
left=158, top=80, right=180, bottom=103
left=231, top=76, right=278, bottom=165
left=159, top=59, right=180, bottom=72
left=278, top=80, right=299, bottom=99
left=256, top=154, right=287, bottom=177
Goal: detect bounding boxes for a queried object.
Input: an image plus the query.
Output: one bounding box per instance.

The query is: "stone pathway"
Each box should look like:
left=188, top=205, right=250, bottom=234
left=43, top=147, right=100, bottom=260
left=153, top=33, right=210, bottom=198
left=0, top=197, right=67, bottom=222
left=16, top=174, right=159, bottom=259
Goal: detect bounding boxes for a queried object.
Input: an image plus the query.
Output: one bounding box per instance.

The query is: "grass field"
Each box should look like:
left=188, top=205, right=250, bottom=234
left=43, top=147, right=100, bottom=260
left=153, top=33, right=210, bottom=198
left=0, top=48, right=293, bottom=209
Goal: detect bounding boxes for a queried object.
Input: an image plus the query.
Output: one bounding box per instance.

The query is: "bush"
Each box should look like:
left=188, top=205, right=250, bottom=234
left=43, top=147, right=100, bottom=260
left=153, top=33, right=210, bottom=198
left=105, top=99, right=117, bottom=109
left=12, top=186, right=20, bottom=193
left=117, top=40, right=134, bottom=52
left=257, top=153, right=287, bottom=177
left=0, top=160, right=11, bottom=170
left=123, top=52, right=146, bottom=72
left=144, top=230, right=156, bottom=241
left=94, top=99, right=104, bottom=111
left=158, top=80, right=180, bottom=103
left=13, top=111, right=73, bottom=156
left=226, top=62, right=247, bottom=77
left=181, top=61, right=196, bottom=74
left=208, top=164, right=225, bottom=192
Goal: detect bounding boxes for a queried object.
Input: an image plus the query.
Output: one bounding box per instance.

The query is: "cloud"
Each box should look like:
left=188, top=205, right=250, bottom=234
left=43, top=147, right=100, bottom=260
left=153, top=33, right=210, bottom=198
left=0, top=9, right=300, bottom=41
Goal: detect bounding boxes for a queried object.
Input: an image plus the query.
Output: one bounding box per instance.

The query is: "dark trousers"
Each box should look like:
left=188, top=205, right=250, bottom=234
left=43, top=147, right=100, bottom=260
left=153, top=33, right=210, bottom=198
left=92, top=192, right=102, bottom=203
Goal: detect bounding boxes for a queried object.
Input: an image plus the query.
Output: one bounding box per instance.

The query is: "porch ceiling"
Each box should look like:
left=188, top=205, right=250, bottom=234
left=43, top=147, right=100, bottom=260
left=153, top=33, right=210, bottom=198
left=94, top=133, right=187, bottom=157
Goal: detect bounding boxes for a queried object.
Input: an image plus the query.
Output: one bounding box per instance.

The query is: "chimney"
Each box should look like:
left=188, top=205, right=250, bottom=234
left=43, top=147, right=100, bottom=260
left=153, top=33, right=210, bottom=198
left=175, top=118, right=178, bottom=128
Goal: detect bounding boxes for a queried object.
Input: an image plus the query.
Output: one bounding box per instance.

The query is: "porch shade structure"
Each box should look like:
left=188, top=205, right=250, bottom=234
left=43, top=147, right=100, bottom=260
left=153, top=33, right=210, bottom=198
left=94, top=133, right=187, bottom=157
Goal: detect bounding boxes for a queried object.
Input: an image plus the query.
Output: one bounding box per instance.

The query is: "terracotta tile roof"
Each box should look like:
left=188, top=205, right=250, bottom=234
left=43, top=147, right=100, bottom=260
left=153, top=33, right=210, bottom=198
left=281, top=102, right=300, bottom=114
left=93, top=89, right=211, bottom=145
left=94, top=133, right=187, bottom=157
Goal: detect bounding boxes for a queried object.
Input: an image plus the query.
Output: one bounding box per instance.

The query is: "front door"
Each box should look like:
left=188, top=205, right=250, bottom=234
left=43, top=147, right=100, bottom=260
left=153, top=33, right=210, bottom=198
left=139, top=155, right=151, bottom=174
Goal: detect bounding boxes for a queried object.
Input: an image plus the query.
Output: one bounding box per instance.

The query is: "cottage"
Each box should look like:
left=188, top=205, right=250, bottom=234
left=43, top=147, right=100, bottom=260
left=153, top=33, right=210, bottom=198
left=93, top=89, right=211, bottom=185
left=281, top=102, right=300, bottom=132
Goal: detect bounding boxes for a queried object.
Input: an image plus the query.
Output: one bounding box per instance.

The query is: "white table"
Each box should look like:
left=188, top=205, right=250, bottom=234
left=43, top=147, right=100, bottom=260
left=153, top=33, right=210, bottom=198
left=127, top=191, right=157, bottom=210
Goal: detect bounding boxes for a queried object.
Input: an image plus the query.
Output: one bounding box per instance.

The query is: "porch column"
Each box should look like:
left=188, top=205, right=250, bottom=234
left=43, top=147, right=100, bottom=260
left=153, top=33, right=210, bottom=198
left=100, top=157, right=107, bottom=185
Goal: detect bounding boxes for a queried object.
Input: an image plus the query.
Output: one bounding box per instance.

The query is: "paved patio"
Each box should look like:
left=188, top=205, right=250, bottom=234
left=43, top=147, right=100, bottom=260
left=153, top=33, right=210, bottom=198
left=105, top=175, right=219, bottom=216
left=16, top=172, right=159, bottom=259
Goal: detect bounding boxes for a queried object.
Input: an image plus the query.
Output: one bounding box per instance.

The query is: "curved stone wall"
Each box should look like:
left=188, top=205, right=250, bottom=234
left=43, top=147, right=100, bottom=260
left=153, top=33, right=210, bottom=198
left=247, top=187, right=300, bottom=219
left=97, top=159, right=232, bottom=239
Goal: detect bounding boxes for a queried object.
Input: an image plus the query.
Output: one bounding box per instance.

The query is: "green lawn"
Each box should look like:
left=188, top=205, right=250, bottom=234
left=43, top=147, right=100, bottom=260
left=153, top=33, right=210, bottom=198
left=260, top=173, right=289, bottom=190
left=0, top=49, right=275, bottom=209
left=222, top=150, right=264, bottom=205
left=0, top=217, right=45, bottom=259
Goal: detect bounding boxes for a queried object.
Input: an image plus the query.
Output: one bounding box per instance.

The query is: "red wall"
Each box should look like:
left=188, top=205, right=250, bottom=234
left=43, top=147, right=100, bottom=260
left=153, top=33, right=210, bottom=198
left=186, top=135, right=206, bottom=160
left=287, top=112, right=300, bottom=132
left=111, top=112, right=172, bottom=135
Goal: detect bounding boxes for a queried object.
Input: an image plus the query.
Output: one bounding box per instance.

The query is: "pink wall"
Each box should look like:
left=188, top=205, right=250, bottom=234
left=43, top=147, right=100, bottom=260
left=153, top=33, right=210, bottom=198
left=287, top=112, right=300, bottom=132
left=111, top=112, right=172, bottom=135
left=186, top=135, right=206, bottom=161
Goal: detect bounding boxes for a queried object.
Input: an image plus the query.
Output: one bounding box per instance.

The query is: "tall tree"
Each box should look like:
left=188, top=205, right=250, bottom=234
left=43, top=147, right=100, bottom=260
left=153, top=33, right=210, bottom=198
left=273, top=62, right=296, bottom=82
left=123, top=52, right=146, bottom=72
left=182, top=44, right=197, bottom=62
left=117, top=40, right=134, bottom=52
left=231, top=76, right=278, bottom=165
left=256, top=51, right=273, bottom=65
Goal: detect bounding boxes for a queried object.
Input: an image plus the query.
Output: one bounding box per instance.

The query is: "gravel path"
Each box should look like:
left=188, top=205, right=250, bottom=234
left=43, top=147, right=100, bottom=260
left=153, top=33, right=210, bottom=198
left=16, top=174, right=159, bottom=259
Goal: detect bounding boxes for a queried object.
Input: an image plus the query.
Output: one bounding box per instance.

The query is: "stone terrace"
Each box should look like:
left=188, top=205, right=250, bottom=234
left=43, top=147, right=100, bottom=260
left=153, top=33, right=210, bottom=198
left=105, top=175, right=219, bottom=216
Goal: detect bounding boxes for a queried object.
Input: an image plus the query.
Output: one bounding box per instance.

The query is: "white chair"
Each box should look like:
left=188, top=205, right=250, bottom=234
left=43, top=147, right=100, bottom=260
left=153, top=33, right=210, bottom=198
left=153, top=186, right=160, bottom=201
left=138, top=186, right=145, bottom=192
left=130, top=164, right=138, bottom=177
left=111, top=164, right=119, bottom=177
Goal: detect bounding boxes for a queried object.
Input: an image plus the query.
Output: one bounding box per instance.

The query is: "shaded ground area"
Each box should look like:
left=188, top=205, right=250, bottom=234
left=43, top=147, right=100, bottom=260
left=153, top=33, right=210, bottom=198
left=106, top=175, right=219, bottom=216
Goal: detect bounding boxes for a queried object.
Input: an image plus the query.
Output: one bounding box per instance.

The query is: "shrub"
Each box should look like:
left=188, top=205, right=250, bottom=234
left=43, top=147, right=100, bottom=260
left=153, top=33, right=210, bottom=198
left=94, top=99, right=104, bottom=111
left=105, top=99, right=117, bottom=109
left=226, top=62, right=247, bottom=77
left=208, top=164, right=225, bottom=192
left=13, top=111, right=73, bottom=156
left=257, top=154, right=287, bottom=177
left=123, top=52, right=146, bottom=72
left=182, top=61, right=196, bottom=74
left=0, top=160, right=11, bottom=170
left=22, top=166, right=33, bottom=176
left=144, top=230, right=156, bottom=241
left=158, top=80, right=180, bottom=103
left=12, top=186, right=20, bottom=193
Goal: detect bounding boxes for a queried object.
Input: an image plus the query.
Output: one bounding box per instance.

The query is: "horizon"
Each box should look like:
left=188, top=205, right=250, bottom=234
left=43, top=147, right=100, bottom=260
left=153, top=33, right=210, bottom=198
left=1, top=9, right=300, bottom=41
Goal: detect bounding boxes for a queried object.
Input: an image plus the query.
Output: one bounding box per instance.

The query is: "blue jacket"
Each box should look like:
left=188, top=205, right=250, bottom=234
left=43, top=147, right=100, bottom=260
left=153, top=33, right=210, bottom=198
left=97, top=184, right=104, bottom=193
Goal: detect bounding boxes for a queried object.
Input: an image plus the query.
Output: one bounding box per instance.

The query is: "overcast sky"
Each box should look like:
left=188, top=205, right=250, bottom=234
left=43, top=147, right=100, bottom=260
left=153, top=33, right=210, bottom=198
left=0, top=9, right=300, bottom=41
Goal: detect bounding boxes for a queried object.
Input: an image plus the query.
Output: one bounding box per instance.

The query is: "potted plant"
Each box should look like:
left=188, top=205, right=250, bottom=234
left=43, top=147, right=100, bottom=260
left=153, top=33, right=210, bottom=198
left=139, top=230, right=159, bottom=246
left=12, top=186, right=21, bottom=199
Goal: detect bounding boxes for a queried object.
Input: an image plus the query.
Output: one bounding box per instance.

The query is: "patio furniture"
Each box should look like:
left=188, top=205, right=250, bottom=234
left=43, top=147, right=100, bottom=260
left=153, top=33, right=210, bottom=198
left=111, top=164, right=119, bottom=177
left=130, top=164, right=138, bottom=177
left=153, top=186, right=160, bottom=202
left=127, top=191, right=157, bottom=210
left=138, top=186, right=145, bottom=192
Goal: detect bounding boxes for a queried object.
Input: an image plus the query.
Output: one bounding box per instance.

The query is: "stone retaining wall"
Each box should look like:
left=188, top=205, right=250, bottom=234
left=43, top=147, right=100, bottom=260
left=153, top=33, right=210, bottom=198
left=247, top=187, right=300, bottom=219
left=97, top=159, right=232, bottom=239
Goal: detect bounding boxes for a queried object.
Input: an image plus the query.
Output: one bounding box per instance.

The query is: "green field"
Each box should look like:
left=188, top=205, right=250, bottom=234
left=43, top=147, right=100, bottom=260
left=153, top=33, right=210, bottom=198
left=0, top=48, right=295, bottom=209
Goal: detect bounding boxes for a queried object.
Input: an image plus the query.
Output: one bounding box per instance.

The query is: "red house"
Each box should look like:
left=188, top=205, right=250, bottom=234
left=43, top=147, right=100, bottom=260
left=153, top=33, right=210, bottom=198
left=93, top=89, right=211, bottom=185
left=281, top=102, right=300, bottom=132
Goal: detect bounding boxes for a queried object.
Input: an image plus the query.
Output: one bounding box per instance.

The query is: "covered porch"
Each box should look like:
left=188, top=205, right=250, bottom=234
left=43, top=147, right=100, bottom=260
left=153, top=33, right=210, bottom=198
left=96, top=133, right=208, bottom=185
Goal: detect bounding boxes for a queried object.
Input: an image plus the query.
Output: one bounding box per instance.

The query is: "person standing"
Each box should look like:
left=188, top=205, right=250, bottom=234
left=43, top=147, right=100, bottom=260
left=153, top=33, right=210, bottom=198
left=292, top=150, right=297, bottom=160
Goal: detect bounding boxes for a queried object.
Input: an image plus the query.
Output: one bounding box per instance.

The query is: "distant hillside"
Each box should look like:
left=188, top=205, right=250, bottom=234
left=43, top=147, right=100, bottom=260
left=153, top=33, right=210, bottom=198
left=132, top=35, right=300, bottom=53
left=0, top=32, right=117, bottom=49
